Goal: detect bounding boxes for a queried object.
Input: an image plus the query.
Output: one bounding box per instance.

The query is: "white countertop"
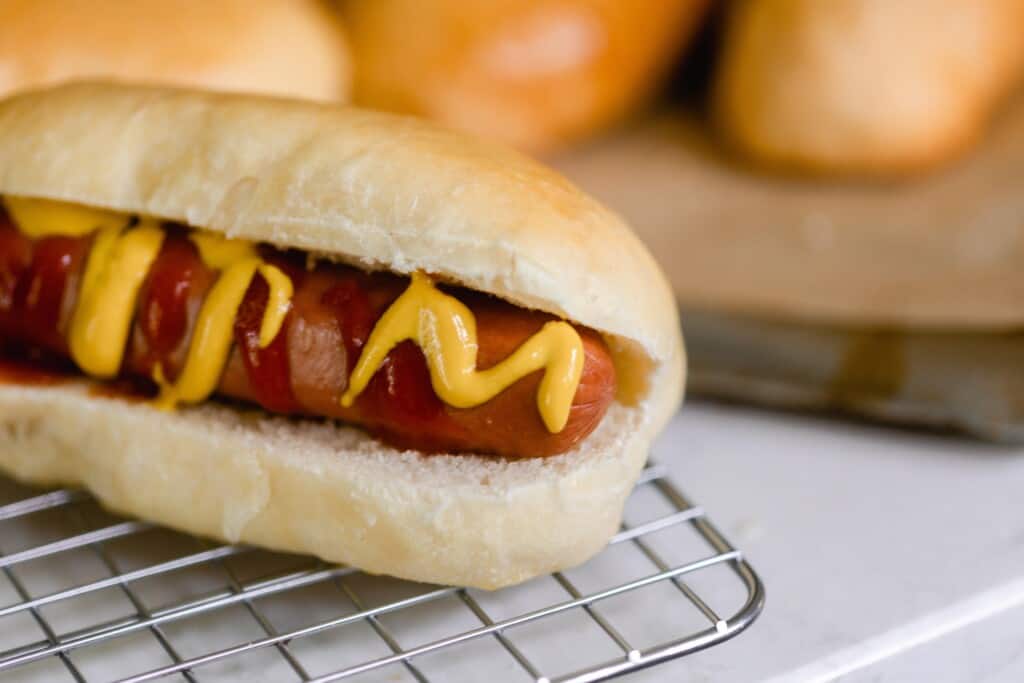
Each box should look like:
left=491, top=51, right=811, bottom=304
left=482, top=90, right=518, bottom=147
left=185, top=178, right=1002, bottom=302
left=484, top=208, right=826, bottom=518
left=637, top=401, right=1024, bottom=682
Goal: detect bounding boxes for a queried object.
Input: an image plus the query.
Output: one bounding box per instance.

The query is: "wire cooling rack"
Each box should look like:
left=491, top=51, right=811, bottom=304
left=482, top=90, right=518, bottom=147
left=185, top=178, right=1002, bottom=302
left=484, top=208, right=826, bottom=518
left=0, top=462, right=764, bottom=683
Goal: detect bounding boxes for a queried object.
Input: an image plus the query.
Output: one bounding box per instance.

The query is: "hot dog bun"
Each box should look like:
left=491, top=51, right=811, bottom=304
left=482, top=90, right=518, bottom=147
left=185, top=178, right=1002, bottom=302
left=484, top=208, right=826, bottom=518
left=339, top=0, right=709, bottom=152
left=712, top=0, right=1024, bottom=176
left=0, top=82, right=684, bottom=589
left=0, top=0, right=351, bottom=102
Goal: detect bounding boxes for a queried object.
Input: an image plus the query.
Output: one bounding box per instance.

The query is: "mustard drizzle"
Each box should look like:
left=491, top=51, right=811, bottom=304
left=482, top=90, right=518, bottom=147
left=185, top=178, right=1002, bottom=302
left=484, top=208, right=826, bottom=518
left=2, top=197, right=293, bottom=409
left=3, top=197, right=126, bottom=238
left=340, top=272, right=584, bottom=433
left=152, top=234, right=293, bottom=410
left=3, top=198, right=587, bottom=433
left=71, top=221, right=165, bottom=377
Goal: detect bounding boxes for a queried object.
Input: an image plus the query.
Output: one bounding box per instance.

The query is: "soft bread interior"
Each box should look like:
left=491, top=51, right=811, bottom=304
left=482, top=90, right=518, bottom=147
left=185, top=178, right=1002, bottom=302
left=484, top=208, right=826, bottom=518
left=0, top=381, right=648, bottom=589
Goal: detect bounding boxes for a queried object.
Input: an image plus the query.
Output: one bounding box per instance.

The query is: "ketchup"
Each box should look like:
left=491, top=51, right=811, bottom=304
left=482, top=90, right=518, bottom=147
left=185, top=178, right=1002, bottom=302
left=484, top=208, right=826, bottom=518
left=0, top=219, right=32, bottom=315
left=234, top=275, right=300, bottom=414
left=0, top=226, right=78, bottom=385
left=0, top=353, right=71, bottom=386
left=321, top=276, right=374, bottom=369
left=138, top=229, right=205, bottom=360
left=365, top=340, right=446, bottom=425
left=322, top=273, right=450, bottom=443
left=2, top=218, right=468, bottom=452
left=0, top=219, right=89, bottom=354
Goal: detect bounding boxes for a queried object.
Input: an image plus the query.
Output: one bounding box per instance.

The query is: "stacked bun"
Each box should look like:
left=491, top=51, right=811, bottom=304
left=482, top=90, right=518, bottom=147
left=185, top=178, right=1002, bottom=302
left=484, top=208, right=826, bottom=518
left=0, top=0, right=352, bottom=101
left=712, top=0, right=1024, bottom=176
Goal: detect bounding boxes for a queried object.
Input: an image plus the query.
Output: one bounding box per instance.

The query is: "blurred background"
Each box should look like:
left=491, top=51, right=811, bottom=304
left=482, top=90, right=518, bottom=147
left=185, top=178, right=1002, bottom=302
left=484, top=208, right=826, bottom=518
left=7, top=0, right=1024, bottom=443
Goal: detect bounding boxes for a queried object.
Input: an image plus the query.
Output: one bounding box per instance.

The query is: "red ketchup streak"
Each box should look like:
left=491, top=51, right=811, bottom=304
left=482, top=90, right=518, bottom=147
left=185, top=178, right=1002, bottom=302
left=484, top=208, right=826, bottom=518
left=0, top=218, right=32, bottom=320
left=321, top=276, right=374, bottom=371
left=21, top=237, right=79, bottom=347
left=0, top=215, right=80, bottom=382
left=3, top=220, right=89, bottom=354
left=138, top=231, right=203, bottom=363
left=234, top=270, right=301, bottom=414
left=368, top=340, right=446, bottom=427
left=322, top=273, right=450, bottom=449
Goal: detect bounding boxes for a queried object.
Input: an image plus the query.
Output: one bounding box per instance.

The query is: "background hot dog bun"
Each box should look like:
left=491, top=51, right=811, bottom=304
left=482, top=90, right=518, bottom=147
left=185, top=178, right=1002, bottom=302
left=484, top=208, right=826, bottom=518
left=338, top=0, right=709, bottom=152
left=712, top=0, right=1024, bottom=175
left=0, top=0, right=351, bottom=102
left=0, top=82, right=685, bottom=589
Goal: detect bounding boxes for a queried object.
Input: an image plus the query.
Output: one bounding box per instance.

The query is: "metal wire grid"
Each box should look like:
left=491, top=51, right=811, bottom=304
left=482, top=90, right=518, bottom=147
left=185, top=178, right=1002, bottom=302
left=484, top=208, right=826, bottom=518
left=0, top=463, right=764, bottom=683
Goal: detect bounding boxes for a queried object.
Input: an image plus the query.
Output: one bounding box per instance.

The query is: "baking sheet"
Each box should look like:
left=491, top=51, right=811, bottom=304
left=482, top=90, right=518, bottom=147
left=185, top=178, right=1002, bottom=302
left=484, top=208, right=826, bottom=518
left=681, top=310, right=1024, bottom=443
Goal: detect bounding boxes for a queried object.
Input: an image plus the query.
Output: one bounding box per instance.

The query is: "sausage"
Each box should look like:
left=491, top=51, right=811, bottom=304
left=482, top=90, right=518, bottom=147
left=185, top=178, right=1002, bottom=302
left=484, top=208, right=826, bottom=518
left=0, top=218, right=616, bottom=458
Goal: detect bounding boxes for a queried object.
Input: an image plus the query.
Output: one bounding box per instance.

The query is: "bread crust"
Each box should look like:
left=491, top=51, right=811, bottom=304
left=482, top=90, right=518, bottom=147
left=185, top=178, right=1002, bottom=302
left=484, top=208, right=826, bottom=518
left=0, top=0, right=351, bottom=102
left=0, top=82, right=683, bottom=411
left=340, top=0, right=709, bottom=152
left=0, top=381, right=649, bottom=589
left=712, top=0, right=1024, bottom=176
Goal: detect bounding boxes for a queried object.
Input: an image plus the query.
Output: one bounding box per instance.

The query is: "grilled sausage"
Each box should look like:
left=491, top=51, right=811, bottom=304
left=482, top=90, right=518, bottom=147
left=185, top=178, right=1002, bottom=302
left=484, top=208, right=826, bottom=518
left=0, top=219, right=616, bottom=457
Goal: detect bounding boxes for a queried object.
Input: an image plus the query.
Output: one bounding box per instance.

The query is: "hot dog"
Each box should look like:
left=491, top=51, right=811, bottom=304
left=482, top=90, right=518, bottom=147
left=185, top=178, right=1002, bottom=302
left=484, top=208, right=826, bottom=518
left=0, top=217, right=615, bottom=457
left=0, top=83, right=683, bottom=589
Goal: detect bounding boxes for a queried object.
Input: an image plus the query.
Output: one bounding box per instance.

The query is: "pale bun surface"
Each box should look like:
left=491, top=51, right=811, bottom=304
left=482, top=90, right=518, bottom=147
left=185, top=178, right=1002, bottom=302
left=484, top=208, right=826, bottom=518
left=713, top=0, right=1024, bottom=176
left=0, top=0, right=351, bottom=102
left=0, top=82, right=684, bottom=422
left=0, top=381, right=647, bottom=589
left=340, top=0, right=709, bottom=152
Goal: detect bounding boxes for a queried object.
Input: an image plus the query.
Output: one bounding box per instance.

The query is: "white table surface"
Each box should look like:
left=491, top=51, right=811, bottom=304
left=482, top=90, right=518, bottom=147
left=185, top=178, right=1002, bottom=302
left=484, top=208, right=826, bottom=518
left=635, top=400, right=1024, bottom=682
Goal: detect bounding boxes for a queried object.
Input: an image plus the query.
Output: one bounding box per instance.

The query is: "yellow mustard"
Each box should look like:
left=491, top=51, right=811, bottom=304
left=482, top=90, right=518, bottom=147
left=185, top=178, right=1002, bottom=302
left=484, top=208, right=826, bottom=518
left=7, top=198, right=586, bottom=432
left=6, top=198, right=293, bottom=409
left=70, top=221, right=165, bottom=377
left=340, top=272, right=584, bottom=433
left=154, top=233, right=293, bottom=409
left=186, top=233, right=292, bottom=348
left=3, top=197, right=127, bottom=238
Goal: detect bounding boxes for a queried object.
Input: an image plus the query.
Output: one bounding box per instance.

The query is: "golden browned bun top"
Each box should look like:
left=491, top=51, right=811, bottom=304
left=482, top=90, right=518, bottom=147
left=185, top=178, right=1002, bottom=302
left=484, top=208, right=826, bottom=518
left=712, top=0, right=1024, bottom=176
left=341, top=0, right=708, bottom=152
left=0, top=0, right=351, bottom=102
left=0, top=82, right=684, bottom=425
